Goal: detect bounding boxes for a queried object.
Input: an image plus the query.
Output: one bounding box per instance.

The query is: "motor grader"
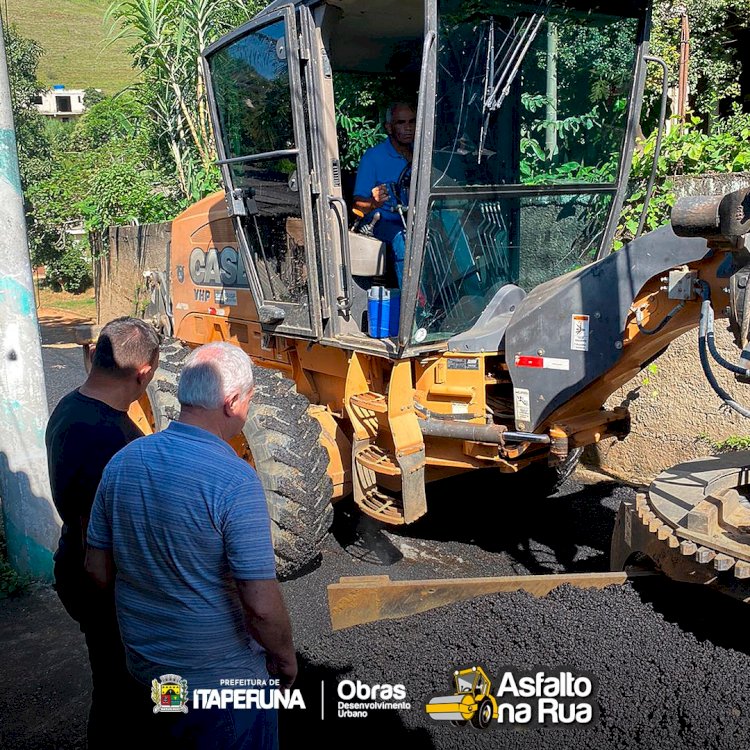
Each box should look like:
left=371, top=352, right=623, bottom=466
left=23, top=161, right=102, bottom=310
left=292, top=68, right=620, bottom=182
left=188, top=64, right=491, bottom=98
left=117, top=0, right=750, bottom=595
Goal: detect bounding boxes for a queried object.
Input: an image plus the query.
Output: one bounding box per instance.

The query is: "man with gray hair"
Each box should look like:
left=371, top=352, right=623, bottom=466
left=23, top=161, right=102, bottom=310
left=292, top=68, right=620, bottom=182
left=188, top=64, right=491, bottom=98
left=86, top=342, right=295, bottom=748
left=46, top=315, right=160, bottom=746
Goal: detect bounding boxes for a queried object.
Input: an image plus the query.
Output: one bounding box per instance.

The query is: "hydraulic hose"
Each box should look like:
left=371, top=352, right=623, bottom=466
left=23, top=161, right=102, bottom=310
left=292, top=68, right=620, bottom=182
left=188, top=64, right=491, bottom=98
left=697, top=282, right=750, bottom=419
left=698, top=281, right=750, bottom=377
left=635, top=300, right=685, bottom=336
left=705, top=304, right=750, bottom=377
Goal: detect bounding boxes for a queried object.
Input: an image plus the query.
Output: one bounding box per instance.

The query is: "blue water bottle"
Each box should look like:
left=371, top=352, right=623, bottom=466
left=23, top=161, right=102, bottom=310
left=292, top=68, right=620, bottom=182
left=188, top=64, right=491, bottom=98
left=368, top=287, right=400, bottom=338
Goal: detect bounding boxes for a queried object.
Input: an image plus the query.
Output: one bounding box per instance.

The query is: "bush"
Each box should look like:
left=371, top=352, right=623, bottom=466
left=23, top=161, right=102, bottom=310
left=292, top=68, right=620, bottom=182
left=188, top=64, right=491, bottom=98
left=0, top=560, right=28, bottom=598
left=46, top=243, right=92, bottom=293
left=73, top=92, right=144, bottom=149
left=0, top=529, right=30, bottom=598
left=614, top=113, right=750, bottom=248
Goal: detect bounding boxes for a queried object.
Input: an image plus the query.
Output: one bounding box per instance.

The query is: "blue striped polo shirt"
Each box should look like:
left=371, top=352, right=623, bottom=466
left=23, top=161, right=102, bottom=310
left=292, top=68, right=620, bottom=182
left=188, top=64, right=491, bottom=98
left=88, top=421, right=276, bottom=689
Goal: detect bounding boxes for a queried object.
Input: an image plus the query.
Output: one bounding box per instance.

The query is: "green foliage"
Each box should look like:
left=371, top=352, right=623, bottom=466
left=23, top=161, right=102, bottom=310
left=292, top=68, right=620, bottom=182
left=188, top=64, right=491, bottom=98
left=515, top=13, right=635, bottom=188
left=0, top=533, right=30, bottom=599
left=615, top=113, right=750, bottom=248
left=83, top=88, right=107, bottom=107
left=74, top=91, right=143, bottom=148
left=182, top=162, right=222, bottom=205
left=3, top=24, right=51, bottom=189
left=336, top=104, right=385, bottom=171
left=27, top=135, right=177, bottom=244
left=641, top=363, right=660, bottom=396
left=518, top=94, right=621, bottom=185
left=46, top=243, right=93, bottom=293
left=106, top=0, right=263, bottom=201
left=0, top=561, right=28, bottom=598
left=334, top=73, right=410, bottom=171
left=650, top=1, right=750, bottom=126
left=83, top=150, right=175, bottom=228
left=702, top=434, right=750, bottom=453
left=23, top=90, right=180, bottom=280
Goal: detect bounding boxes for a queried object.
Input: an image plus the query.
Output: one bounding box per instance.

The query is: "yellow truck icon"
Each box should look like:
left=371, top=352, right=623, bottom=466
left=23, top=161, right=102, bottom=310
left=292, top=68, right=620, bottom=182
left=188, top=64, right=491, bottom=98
left=425, top=666, right=498, bottom=729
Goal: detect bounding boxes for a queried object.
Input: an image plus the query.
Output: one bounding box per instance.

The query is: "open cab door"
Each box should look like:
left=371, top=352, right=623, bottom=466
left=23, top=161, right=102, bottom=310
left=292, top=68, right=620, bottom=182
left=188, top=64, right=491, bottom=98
left=203, top=6, right=323, bottom=339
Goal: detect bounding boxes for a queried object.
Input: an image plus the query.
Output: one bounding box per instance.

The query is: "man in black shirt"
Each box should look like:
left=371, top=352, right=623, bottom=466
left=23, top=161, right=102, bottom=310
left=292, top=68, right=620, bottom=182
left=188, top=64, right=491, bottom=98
left=46, top=316, right=160, bottom=747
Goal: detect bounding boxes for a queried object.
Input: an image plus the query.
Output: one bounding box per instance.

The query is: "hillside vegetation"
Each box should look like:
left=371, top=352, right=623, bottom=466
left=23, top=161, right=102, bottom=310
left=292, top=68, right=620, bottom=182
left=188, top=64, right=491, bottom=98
left=2, top=0, right=136, bottom=93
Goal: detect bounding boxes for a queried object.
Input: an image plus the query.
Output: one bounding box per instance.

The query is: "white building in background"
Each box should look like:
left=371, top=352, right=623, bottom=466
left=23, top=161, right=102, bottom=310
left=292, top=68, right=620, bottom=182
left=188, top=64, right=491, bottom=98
left=33, top=85, right=87, bottom=122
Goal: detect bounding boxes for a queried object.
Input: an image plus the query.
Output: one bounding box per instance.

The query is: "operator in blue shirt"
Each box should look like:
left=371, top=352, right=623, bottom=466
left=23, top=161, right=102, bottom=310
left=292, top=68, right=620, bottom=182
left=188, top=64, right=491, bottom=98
left=353, top=102, right=416, bottom=286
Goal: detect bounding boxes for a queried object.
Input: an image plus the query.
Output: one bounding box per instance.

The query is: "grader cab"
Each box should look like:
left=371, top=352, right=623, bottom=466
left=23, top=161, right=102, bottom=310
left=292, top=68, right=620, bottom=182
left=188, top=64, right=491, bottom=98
left=132, top=0, right=750, bottom=594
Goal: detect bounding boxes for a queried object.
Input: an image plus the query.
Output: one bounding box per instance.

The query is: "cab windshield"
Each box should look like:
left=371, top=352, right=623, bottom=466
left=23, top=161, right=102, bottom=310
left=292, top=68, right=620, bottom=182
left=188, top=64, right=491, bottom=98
left=413, top=0, right=643, bottom=345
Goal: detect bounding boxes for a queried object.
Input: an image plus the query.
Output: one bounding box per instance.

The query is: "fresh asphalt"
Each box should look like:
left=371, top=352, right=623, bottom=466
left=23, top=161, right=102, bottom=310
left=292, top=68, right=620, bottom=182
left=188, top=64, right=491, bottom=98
left=0, top=316, right=748, bottom=748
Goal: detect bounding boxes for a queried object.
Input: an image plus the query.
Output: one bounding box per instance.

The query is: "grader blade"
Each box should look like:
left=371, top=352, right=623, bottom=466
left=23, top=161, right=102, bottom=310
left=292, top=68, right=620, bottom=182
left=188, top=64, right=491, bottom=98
left=327, top=572, right=643, bottom=631
left=611, top=452, right=750, bottom=603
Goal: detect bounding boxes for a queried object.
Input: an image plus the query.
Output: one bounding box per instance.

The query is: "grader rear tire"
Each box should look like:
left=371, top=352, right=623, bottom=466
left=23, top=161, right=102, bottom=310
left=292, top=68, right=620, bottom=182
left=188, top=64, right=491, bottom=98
left=145, top=339, right=333, bottom=579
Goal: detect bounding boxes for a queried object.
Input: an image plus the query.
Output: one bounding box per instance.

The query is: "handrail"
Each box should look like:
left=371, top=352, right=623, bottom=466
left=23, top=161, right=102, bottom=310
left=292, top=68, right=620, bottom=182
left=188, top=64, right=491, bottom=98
left=636, top=55, right=668, bottom=238
left=329, top=196, right=352, bottom=314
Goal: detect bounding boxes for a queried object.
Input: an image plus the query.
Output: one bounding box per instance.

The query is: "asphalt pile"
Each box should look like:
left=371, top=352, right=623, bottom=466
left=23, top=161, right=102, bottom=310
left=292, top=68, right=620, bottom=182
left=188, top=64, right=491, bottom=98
left=283, top=530, right=750, bottom=749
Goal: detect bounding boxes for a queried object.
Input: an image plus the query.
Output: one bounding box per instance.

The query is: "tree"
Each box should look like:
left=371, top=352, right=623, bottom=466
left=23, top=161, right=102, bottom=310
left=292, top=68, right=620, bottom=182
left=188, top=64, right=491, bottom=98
left=3, top=24, right=50, bottom=188
left=651, top=1, right=750, bottom=126
left=107, top=0, right=264, bottom=201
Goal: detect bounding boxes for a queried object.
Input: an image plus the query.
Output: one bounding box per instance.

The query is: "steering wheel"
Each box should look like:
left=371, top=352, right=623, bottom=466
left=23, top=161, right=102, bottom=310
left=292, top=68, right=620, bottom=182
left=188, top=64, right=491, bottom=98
left=384, top=164, right=412, bottom=214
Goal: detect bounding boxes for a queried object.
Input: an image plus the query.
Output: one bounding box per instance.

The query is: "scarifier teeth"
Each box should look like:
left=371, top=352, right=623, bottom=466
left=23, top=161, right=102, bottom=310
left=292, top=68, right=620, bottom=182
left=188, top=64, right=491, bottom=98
left=648, top=517, right=662, bottom=533
left=734, top=561, right=750, bottom=579
left=680, top=540, right=698, bottom=556
left=713, top=554, right=735, bottom=572
left=656, top=526, right=671, bottom=541
left=667, top=535, right=680, bottom=549
left=635, top=493, right=647, bottom=510
left=695, top=547, right=716, bottom=564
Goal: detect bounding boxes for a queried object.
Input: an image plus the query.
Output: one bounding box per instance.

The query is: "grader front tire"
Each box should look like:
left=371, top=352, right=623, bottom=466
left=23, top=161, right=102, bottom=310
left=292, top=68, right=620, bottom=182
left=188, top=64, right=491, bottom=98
left=241, top=364, right=334, bottom=578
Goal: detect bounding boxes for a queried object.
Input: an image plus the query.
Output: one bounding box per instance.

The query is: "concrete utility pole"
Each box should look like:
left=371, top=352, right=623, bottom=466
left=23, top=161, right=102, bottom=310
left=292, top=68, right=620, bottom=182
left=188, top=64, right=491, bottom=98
left=0, top=16, right=59, bottom=580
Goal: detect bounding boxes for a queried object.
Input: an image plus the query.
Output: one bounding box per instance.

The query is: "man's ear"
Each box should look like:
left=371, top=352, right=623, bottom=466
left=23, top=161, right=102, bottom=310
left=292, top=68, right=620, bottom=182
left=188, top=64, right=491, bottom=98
left=384, top=121, right=392, bottom=136
left=136, top=363, right=154, bottom=384
left=224, top=392, right=240, bottom=418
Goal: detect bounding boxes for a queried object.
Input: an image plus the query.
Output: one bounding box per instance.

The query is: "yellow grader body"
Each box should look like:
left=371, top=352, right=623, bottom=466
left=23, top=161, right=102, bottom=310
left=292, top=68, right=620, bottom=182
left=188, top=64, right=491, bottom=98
left=80, top=0, right=750, bottom=609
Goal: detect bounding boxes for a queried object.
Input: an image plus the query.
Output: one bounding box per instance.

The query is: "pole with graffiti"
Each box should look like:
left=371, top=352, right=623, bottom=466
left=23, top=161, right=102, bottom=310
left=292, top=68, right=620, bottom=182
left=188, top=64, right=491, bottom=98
left=0, top=16, right=60, bottom=580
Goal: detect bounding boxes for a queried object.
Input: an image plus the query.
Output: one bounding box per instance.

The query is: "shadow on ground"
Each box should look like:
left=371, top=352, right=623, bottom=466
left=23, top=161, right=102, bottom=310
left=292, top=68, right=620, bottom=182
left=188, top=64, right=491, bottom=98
left=332, top=470, right=624, bottom=576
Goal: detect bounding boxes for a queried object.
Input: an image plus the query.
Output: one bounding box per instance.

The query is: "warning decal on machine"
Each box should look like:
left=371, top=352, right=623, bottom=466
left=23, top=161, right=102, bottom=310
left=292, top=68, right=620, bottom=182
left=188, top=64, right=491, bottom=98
left=514, top=388, right=531, bottom=422
left=515, top=355, right=570, bottom=371
left=570, top=314, right=590, bottom=352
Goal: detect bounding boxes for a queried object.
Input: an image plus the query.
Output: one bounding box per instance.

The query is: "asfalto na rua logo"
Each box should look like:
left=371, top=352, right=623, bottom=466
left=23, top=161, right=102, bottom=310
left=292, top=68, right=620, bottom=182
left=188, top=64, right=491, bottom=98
left=152, top=674, right=189, bottom=714
left=425, top=666, right=498, bottom=729
left=425, top=665, right=598, bottom=728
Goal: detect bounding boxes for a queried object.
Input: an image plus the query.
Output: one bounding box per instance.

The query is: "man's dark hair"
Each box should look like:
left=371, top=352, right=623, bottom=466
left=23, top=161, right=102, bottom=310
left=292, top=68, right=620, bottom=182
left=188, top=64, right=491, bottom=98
left=92, top=317, right=160, bottom=377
